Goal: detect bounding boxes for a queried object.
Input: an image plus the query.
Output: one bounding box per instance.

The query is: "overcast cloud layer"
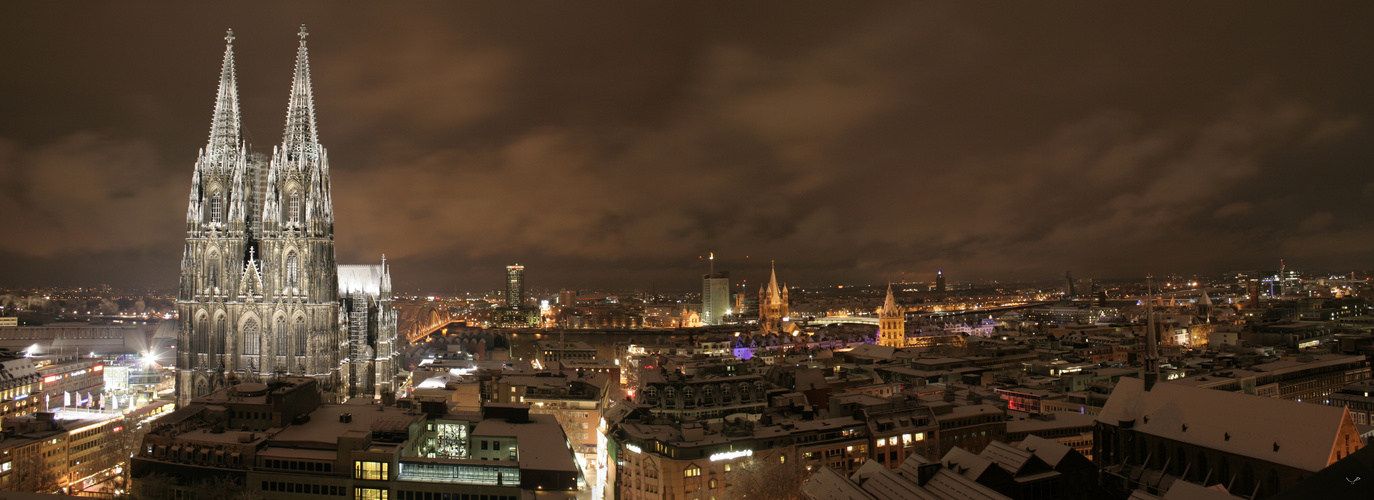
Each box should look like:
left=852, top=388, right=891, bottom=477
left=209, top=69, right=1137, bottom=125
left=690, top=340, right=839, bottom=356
left=2, top=2, right=1372, bottom=292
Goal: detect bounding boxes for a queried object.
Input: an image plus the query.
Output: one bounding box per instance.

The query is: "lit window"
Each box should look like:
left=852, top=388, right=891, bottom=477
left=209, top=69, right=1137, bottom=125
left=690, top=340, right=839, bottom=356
left=684, top=466, right=701, bottom=477
left=354, top=487, right=388, bottom=500
left=353, top=461, right=388, bottom=480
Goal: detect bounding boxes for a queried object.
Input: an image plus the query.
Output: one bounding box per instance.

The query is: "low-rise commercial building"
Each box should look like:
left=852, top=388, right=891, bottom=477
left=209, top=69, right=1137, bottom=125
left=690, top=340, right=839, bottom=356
left=131, top=377, right=581, bottom=499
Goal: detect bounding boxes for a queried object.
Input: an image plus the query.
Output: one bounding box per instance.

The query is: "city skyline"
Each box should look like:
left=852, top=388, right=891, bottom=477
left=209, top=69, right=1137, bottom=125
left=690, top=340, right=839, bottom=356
left=4, top=3, right=1374, bottom=292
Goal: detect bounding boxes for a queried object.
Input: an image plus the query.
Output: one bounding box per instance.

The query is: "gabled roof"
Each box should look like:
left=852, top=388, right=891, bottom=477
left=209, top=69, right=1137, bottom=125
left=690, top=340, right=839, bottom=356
left=339, top=264, right=385, bottom=295
left=1017, top=435, right=1072, bottom=468
left=922, top=468, right=1013, bottom=500
left=942, top=446, right=997, bottom=481
left=850, top=460, right=939, bottom=500
left=1098, top=377, right=1351, bottom=472
left=804, top=465, right=876, bottom=500
left=979, top=441, right=1037, bottom=475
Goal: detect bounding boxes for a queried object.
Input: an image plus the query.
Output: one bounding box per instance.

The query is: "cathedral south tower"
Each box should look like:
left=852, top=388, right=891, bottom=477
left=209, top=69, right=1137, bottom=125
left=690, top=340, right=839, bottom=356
left=177, top=27, right=347, bottom=405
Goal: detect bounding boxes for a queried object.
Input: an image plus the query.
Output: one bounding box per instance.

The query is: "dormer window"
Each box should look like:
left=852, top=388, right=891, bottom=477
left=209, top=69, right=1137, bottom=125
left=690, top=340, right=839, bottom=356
left=210, top=192, right=224, bottom=224
left=288, top=190, right=301, bottom=224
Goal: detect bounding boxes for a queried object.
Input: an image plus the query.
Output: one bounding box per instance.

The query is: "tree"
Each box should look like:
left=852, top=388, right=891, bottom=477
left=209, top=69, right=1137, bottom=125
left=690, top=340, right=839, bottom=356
left=6, top=451, right=60, bottom=494
left=726, top=455, right=810, bottom=500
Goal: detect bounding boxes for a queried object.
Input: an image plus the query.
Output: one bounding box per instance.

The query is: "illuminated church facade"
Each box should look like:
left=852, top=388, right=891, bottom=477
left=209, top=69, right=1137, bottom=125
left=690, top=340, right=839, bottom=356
left=176, top=28, right=397, bottom=405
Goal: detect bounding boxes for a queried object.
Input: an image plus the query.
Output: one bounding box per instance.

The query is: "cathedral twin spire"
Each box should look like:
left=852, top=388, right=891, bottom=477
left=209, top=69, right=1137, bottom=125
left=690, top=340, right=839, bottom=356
left=281, top=26, right=320, bottom=162
left=189, top=26, right=332, bottom=231
left=208, top=29, right=243, bottom=157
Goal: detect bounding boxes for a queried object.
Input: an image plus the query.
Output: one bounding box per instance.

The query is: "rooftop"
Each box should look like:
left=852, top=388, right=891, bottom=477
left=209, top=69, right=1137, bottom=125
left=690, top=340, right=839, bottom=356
left=1098, top=377, right=1353, bottom=472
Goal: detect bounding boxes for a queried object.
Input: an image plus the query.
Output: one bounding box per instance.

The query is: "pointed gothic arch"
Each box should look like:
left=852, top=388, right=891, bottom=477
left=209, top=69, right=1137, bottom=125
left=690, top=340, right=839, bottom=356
left=288, top=189, right=302, bottom=224
left=274, top=314, right=289, bottom=357
left=242, top=316, right=260, bottom=357
left=286, top=251, right=299, bottom=289
left=209, top=190, right=224, bottom=224
left=207, top=250, right=220, bottom=290
left=294, top=314, right=307, bottom=357
left=193, top=311, right=209, bottom=354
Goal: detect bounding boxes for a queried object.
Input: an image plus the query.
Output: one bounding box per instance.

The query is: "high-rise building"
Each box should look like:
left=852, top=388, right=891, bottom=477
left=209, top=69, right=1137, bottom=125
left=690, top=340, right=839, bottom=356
left=559, top=290, right=577, bottom=306
left=878, top=284, right=905, bottom=347
left=936, top=270, right=947, bottom=292
left=176, top=28, right=396, bottom=405
left=506, top=264, right=526, bottom=309
left=702, top=271, right=729, bottom=325
left=1065, top=270, right=1076, bottom=297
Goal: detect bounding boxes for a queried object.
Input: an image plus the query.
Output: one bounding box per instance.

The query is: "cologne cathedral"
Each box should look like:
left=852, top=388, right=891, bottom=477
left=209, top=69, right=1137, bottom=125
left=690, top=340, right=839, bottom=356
left=176, top=27, right=397, bottom=405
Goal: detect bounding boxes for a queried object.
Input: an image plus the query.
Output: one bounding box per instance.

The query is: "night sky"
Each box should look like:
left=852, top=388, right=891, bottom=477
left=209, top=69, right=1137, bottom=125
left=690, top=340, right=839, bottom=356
left=3, top=2, right=1373, bottom=292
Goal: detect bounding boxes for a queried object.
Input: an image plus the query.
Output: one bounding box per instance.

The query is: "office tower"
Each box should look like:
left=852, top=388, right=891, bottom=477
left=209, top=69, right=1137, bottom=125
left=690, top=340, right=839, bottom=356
left=506, top=264, right=526, bottom=309
left=559, top=290, right=577, bottom=306
left=1065, top=271, right=1076, bottom=297
left=702, top=271, right=730, bottom=325
left=936, top=270, right=946, bottom=292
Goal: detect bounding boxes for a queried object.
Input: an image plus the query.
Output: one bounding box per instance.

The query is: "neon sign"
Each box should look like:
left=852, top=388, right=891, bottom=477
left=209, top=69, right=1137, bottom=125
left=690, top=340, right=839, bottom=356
left=710, top=450, right=752, bottom=461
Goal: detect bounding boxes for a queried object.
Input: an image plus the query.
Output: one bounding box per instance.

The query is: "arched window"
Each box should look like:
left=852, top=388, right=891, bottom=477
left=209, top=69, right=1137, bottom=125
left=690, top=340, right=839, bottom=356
left=294, top=317, right=307, bottom=356
left=207, top=255, right=220, bottom=290
left=664, top=387, right=677, bottom=408
left=243, top=318, right=259, bottom=356
left=194, top=314, right=208, bottom=354
left=289, top=190, right=301, bottom=224
left=644, top=387, right=658, bottom=406
left=216, top=315, right=228, bottom=358
left=286, top=253, right=299, bottom=289
left=210, top=191, right=224, bottom=224
left=275, top=317, right=288, bottom=355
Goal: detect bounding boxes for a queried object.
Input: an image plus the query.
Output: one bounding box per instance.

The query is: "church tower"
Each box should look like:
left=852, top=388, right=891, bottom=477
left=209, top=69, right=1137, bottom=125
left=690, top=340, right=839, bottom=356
left=177, top=27, right=344, bottom=405
left=758, top=262, right=789, bottom=334
left=177, top=29, right=259, bottom=404
left=878, top=284, right=905, bottom=347
left=256, top=25, right=341, bottom=392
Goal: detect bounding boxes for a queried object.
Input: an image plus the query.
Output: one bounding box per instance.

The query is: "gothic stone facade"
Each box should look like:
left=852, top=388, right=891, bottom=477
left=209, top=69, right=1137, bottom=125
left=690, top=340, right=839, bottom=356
left=177, top=28, right=397, bottom=405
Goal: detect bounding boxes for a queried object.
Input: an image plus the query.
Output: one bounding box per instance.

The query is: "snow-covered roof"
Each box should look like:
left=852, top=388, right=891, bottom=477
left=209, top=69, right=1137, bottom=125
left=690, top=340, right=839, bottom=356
left=804, top=465, right=877, bottom=500
left=942, top=446, right=997, bottom=480
left=1017, top=435, right=1072, bottom=468
left=849, top=460, right=938, bottom=500
left=1097, top=377, right=1351, bottom=472
left=338, top=264, right=384, bottom=295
